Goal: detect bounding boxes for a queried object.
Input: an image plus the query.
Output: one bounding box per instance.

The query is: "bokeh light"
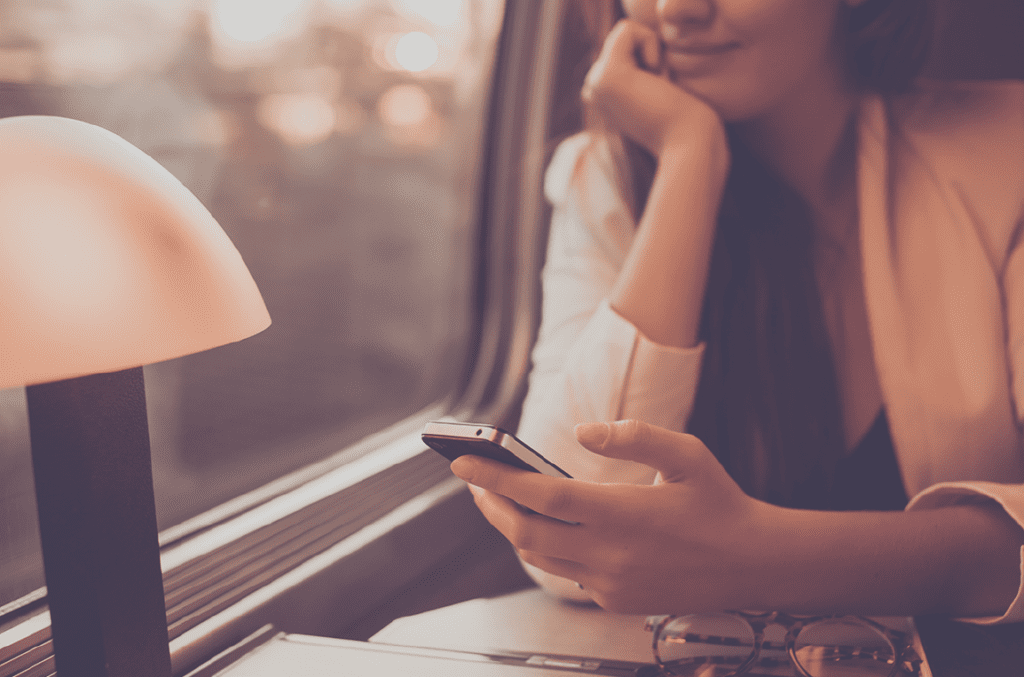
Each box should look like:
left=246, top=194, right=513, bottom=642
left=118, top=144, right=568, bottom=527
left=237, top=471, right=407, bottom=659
left=393, top=32, right=439, bottom=72
left=258, top=93, right=337, bottom=146
left=378, top=84, right=431, bottom=127
left=196, top=109, right=237, bottom=147
left=378, top=83, right=440, bottom=148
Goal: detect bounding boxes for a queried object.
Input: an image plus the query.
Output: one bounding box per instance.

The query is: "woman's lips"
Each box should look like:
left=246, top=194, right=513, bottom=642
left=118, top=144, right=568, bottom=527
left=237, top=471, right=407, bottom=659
left=664, top=41, right=739, bottom=56
left=662, top=41, right=739, bottom=74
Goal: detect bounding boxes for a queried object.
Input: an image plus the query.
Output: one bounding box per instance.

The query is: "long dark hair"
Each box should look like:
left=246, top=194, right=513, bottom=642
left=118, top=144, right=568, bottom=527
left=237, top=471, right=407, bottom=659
left=554, top=0, right=933, bottom=506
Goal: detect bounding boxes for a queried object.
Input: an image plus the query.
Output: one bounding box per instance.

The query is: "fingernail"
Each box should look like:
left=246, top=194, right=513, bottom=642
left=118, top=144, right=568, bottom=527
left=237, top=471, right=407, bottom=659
left=575, top=422, right=609, bottom=449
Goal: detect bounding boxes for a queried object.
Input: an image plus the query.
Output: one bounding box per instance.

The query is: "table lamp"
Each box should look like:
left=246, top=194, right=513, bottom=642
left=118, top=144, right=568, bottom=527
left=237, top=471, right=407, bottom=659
left=0, top=116, right=271, bottom=677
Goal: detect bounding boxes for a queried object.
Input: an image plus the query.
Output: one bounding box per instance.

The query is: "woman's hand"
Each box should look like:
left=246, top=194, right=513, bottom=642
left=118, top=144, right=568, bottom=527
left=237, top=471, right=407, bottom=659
left=451, top=419, right=775, bottom=614
left=582, top=20, right=726, bottom=162
left=455, top=421, right=1024, bottom=618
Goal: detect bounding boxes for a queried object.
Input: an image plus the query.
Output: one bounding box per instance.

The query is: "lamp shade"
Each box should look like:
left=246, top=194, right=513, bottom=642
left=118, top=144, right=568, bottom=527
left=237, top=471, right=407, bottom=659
left=0, top=116, right=271, bottom=388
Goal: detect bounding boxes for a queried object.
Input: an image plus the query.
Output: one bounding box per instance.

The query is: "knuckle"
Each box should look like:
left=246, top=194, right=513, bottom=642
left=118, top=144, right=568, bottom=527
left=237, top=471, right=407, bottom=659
left=506, top=518, right=536, bottom=552
left=614, top=18, right=642, bottom=36
left=536, top=485, right=573, bottom=517
left=516, top=547, right=541, bottom=568
left=616, top=418, right=650, bottom=446
left=608, top=20, right=630, bottom=40
left=605, top=549, right=632, bottom=578
left=604, top=594, right=642, bottom=615
left=681, top=432, right=707, bottom=452
left=597, top=594, right=627, bottom=614
left=589, top=580, right=629, bottom=614
left=581, top=74, right=600, bottom=104
left=582, top=65, right=610, bottom=99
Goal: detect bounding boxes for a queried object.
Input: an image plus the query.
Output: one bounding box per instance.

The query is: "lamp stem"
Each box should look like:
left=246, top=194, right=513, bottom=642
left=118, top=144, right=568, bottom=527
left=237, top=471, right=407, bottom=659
left=27, top=367, right=172, bottom=677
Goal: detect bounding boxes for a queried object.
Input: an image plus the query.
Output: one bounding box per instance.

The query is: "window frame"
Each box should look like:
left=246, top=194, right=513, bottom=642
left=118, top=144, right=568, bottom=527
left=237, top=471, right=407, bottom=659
left=0, top=0, right=568, bottom=674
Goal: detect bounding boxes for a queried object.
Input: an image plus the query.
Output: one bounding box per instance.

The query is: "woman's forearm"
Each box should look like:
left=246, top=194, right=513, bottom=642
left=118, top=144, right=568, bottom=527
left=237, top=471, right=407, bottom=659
left=609, top=134, right=727, bottom=349
left=757, top=501, right=1024, bottom=618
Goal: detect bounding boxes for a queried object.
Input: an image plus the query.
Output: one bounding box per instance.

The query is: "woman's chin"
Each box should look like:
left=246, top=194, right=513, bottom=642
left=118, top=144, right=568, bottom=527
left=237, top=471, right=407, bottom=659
left=666, top=78, right=755, bottom=124
left=684, top=88, right=774, bottom=125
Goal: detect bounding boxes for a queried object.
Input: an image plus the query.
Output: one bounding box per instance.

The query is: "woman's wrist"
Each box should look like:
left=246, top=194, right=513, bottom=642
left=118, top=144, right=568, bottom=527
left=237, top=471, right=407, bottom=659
left=730, top=499, right=797, bottom=611
left=657, top=116, right=730, bottom=186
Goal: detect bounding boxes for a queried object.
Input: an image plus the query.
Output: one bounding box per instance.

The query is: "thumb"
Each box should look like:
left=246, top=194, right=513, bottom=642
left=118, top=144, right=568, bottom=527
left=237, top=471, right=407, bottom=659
left=574, top=419, right=705, bottom=481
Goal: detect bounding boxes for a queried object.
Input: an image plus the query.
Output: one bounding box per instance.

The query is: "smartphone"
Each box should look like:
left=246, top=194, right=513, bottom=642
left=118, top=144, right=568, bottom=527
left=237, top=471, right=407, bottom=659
left=422, top=420, right=572, bottom=479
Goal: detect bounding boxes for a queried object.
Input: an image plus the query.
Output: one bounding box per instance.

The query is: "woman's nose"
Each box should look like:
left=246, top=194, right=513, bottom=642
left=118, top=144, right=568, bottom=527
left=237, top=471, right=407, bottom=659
left=657, top=0, right=715, bottom=32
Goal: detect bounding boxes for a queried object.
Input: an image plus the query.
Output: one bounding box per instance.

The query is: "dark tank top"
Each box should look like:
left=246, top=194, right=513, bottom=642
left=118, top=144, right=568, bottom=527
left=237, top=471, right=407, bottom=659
left=816, top=409, right=908, bottom=511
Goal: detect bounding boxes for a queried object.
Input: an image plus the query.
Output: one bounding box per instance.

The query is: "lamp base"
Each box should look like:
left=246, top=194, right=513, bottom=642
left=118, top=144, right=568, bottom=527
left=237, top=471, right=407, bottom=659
left=27, top=366, right=171, bottom=677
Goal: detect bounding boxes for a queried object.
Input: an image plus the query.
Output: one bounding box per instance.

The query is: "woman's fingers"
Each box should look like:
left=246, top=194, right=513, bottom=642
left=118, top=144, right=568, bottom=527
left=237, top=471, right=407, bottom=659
left=575, top=419, right=711, bottom=483
left=605, top=18, right=661, bottom=72
left=583, top=20, right=660, bottom=105
left=463, top=479, right=591, bottom=559
left=452, top=455, right=601, bottom=524
left=466, top=479, right=644, bottom=590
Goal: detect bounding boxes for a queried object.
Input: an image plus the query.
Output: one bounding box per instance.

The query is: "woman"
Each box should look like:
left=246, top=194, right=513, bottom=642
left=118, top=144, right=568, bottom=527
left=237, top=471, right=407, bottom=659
left=452, top=0, right=1024, bottom=621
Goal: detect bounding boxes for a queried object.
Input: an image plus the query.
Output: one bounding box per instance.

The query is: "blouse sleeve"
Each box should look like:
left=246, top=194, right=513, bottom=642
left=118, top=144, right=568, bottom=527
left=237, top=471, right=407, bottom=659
left=906, top=482, right=1024, bottom=624
left=515, top=133, right=705, bottom=599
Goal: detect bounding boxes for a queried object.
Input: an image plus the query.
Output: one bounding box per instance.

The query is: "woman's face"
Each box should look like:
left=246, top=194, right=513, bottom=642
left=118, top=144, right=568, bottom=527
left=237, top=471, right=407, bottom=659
left=620, top=0, right=857, bottom=122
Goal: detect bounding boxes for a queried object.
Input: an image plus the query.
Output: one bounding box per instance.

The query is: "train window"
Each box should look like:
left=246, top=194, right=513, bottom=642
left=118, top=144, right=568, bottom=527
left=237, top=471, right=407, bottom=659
left=0, top=0, right=503, bottom=614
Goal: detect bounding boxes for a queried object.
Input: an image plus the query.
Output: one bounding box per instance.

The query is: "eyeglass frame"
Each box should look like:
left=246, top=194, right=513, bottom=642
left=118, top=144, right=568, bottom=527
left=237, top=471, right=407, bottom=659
left=644, top=610, right=922, bottom=677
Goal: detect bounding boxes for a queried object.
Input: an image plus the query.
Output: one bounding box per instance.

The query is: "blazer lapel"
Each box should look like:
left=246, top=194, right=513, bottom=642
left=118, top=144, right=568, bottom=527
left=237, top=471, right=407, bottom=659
left=857, top=93, right=1024, bottom=496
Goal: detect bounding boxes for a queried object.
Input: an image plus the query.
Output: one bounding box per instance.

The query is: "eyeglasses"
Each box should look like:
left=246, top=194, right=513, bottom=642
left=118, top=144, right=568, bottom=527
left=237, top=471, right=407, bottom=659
left=644, top=611, right=921, bottom=676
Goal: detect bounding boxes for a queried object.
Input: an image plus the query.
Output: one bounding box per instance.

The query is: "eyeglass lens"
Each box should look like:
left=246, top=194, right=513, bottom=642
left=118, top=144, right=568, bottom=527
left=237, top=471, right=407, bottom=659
left=792, top=618, right=896, bottom=676
left=655, top=615, right=898, bottom=677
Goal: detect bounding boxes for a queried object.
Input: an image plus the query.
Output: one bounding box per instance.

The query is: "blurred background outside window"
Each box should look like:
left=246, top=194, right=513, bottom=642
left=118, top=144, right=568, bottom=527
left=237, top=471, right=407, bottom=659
left=0, top=0, right=503, bottom=609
